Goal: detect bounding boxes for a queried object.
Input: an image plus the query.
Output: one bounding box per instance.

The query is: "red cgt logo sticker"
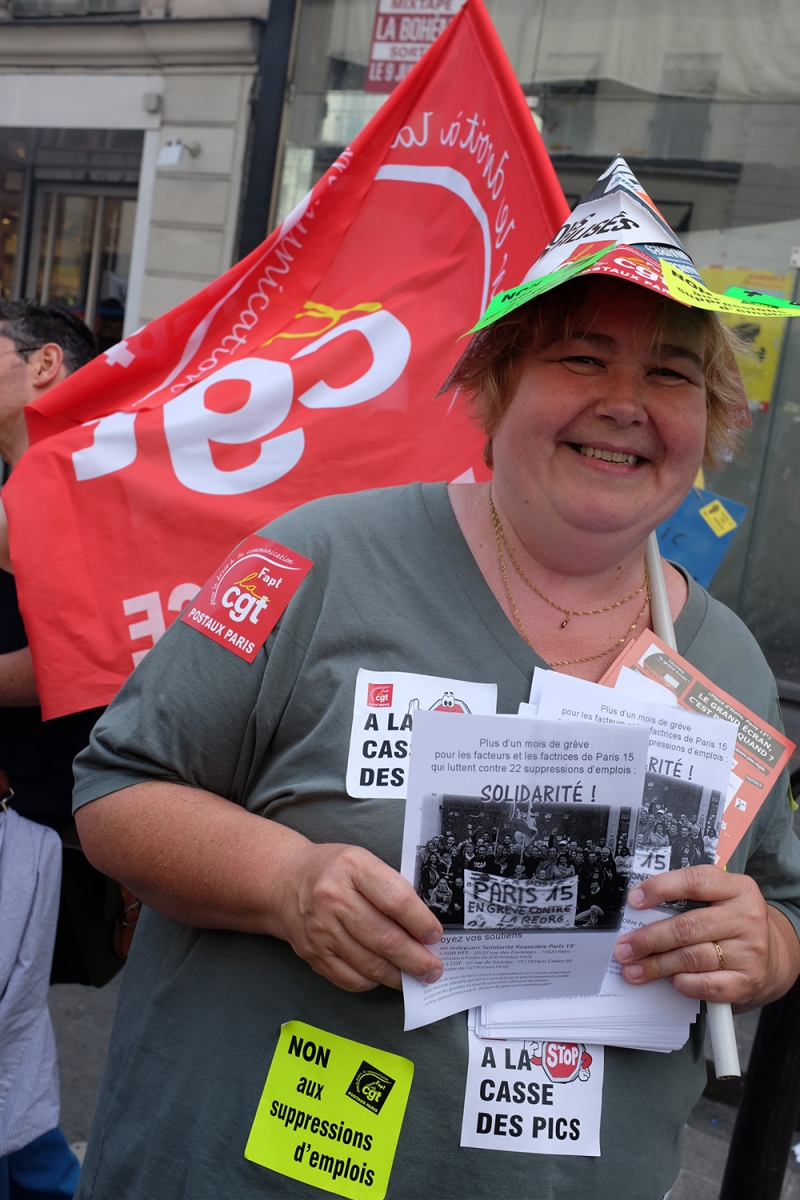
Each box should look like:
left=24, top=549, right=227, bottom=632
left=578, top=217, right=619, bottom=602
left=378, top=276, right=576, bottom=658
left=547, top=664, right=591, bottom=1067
left=182, top=534, right=313, bottom=662
left=367, top=683, right=393, bottom=707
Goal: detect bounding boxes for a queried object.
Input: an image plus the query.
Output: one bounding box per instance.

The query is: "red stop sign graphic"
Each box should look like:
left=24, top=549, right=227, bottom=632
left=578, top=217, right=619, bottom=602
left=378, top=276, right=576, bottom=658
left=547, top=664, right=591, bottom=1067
left=541, top=1042, right=582, bottom=1084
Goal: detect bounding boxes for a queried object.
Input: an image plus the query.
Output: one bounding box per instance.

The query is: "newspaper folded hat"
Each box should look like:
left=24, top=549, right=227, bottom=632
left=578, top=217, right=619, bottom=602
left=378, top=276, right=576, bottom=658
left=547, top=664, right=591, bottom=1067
left=470, top=156, right=800, bottom=335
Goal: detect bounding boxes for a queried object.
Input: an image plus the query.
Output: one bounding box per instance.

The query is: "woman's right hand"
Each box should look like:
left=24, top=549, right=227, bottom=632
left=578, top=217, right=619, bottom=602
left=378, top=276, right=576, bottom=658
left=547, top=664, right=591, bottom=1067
left=76, top=783, right=444, bottom=994
left=274, top=841, right=444, bottom=992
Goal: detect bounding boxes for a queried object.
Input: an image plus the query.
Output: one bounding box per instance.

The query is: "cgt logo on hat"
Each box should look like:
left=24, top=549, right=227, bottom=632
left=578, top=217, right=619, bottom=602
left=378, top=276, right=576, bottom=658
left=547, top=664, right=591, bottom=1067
left=346, top=1061, right=396, bottom=1114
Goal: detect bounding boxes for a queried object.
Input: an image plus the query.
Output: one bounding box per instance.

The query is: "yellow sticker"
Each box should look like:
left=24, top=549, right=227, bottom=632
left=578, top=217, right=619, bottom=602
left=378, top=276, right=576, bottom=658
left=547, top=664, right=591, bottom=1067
left=699, top=499, right=738, bottom=537
left=660, top=260, right=800, bottom=318
left=245, top=1021, right=414, bottom=1200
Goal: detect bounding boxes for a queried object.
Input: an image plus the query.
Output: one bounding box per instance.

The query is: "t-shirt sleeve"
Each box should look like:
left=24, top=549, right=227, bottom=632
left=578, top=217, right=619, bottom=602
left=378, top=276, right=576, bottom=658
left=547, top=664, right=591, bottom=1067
left=72, top=526, right=321, bottom=812
left=684, top=592, right=800, bottom=940
left=732, top=692, right=800, bottom=942
left=72, top=615, right=271, bottom=809
left=743, top=765, right=800, bottom=942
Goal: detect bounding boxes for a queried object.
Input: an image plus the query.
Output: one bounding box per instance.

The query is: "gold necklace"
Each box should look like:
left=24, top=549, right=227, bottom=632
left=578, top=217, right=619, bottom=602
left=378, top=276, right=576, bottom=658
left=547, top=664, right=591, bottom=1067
left=489, top=490, right=647, bottom=626
left=489, top=487, right=650, bottom=667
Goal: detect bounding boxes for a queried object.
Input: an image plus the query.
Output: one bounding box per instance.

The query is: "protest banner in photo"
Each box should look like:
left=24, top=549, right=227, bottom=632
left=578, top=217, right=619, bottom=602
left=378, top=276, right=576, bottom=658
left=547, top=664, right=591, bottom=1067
left=463, top=870, right=579, bottom=930
left=3, top=0, right=568, bottom=719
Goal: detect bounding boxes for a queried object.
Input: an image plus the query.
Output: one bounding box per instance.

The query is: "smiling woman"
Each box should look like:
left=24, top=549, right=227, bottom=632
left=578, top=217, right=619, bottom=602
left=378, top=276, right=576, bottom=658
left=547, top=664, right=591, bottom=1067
left=69, top=172, right=800, bottom=1200
left=445, top=278, right=726, bottom=679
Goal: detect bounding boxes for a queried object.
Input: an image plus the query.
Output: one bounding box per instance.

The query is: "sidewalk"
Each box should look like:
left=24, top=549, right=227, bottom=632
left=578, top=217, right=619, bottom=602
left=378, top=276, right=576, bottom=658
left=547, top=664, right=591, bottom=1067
left=669, top=1006, right=800, bottom=1198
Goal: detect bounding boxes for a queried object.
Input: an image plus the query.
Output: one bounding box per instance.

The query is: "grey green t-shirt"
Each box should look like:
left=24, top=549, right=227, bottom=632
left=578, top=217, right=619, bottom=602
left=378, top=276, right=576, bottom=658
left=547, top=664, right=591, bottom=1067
left=73, top=483, right=800, bottom=1200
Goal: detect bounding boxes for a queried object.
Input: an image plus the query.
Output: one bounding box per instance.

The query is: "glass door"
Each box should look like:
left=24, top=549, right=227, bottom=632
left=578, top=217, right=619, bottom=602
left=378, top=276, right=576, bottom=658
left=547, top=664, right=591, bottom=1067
left=26, top=186, right=137, bottom=351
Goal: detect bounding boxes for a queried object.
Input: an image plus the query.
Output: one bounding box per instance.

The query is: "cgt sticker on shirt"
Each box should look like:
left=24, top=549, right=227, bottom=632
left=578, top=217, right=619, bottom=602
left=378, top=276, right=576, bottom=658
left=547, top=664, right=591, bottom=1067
left=346, top=669, right=497, bottom=799
left=461, top=1029, right=604, bottom=1156
left=245, top=1021, right=413, bottom=1200
left=181, top=535, right=313, bottom=662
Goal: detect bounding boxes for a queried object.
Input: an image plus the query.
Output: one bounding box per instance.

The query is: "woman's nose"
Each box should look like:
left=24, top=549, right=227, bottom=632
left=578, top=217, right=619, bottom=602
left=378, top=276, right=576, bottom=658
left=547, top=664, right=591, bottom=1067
left=592, top=366, right=647, bottom=425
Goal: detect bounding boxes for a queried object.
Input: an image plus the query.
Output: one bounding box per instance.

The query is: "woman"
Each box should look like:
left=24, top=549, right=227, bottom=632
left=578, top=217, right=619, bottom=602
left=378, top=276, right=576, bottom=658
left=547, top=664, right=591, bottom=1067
left=72, top=275, right=800, bottom=1199
left=552, top=851, right=575, bottom=880
left=640, top=819, right=671, bottom=849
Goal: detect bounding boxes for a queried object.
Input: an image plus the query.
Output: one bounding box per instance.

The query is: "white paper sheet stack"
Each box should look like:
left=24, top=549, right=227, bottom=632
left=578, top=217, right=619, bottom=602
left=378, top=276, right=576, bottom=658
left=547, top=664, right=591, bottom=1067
left=472, top=665, right=734, bottom=1053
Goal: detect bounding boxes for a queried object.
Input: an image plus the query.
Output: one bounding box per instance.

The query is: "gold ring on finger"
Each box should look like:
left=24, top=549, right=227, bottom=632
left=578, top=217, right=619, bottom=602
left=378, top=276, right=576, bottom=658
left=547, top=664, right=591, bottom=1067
left=713, top=941, right=725, bottom=971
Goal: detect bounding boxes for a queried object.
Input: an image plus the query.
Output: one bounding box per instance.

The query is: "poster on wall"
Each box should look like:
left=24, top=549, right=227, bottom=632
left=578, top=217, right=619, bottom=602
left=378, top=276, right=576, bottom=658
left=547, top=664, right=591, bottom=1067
left=365, top=0, right=466, bottom=93
left=701, top=268, right=794, bottom=410
left=656, top=486, right=748, bottom=590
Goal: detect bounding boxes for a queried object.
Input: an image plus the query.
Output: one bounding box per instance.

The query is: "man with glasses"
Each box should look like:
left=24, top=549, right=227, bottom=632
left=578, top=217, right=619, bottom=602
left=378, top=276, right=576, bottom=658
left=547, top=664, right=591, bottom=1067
left=0, top=301, right=97, bottom=1200
left=0, top=300, right=98, bottom=797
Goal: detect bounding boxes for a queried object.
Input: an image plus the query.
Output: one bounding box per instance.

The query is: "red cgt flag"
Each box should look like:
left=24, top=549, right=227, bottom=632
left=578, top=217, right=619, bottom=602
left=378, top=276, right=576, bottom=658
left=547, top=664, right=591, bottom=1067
left=4, top=0, right=568, bottom=719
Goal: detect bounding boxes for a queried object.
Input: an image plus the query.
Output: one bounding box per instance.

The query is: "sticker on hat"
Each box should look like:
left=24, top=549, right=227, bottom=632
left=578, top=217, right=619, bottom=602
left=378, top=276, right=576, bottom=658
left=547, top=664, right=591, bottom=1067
left=468, top=156, right=800, bottom=334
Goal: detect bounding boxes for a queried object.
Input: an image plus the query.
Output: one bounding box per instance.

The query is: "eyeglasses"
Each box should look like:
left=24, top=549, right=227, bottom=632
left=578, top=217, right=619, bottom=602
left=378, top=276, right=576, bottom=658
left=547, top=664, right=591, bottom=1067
left=0, top=344, right=43, bottom=360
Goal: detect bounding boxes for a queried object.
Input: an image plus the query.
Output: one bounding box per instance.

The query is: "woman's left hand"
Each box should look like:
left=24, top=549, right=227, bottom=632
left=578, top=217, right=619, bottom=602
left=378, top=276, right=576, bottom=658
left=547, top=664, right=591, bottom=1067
left=613, top=865, right=800, bottom=1011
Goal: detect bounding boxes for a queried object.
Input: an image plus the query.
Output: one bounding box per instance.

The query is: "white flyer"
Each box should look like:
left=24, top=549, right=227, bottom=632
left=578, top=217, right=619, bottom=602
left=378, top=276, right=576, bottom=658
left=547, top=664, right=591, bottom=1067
left=474, top=671, right=739, bottom=1054
left=460, top=1028, right=603, bottom=1156
left=534, top=670, right=738, bottom=877
left=401, top=710, right=650, bottom=1030
left=345, top=669, right=497, bottom=799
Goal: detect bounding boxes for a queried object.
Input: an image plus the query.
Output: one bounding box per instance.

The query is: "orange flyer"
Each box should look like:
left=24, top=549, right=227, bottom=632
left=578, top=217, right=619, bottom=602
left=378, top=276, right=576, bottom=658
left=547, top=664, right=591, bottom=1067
left=601, top=630, right=795, bottom=867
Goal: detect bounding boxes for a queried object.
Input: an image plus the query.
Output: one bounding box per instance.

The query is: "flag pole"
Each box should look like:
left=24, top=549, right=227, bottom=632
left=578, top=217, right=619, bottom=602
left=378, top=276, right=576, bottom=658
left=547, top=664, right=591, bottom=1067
left=646, top=531, right=741, bottom=1079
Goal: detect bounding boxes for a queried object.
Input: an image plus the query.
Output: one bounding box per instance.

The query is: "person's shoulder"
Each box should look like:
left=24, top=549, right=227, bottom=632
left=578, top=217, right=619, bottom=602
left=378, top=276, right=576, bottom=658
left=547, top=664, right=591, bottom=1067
left=255, top=483, right=433, bottom=556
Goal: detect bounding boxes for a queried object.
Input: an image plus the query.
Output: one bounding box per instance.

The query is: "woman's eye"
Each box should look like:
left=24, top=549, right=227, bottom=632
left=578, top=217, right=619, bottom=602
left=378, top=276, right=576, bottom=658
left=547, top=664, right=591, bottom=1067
left=650, top=367, right=688, bottom=381
left=562, top=356, right=602, bottom=367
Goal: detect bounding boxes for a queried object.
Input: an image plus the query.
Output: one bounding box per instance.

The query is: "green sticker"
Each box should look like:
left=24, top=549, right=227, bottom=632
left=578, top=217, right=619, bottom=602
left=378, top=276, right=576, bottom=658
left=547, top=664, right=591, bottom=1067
left=467, top=247, right=610, bottom=334
left=723, top=286, right=799, bottom=309
left=245, top=1020, right=414, bottom=1200
left=661, top=261, right=800, bottom=317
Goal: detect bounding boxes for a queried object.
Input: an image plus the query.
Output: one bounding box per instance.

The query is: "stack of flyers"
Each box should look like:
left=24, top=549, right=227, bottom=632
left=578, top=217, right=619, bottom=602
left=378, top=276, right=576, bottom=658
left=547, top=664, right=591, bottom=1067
left=599, top=631, right=795, bottom=867
left=472, top=635, right=794, bottom=1053
left=400, top=710, right=652, bottom=1031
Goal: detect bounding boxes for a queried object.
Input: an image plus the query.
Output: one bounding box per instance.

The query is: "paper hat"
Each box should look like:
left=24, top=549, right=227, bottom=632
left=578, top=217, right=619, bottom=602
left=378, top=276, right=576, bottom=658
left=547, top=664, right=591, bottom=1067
left=470, top=156, right=800, bottom=335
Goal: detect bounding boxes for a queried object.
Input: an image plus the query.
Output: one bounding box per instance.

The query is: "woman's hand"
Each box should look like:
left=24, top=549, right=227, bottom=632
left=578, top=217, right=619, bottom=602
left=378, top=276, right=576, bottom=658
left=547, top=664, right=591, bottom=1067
left=77, top=782, right=443, bottom=996
left=613, top=865, right=800, bottom=1011
left=273, top=841, right=444, bottom=993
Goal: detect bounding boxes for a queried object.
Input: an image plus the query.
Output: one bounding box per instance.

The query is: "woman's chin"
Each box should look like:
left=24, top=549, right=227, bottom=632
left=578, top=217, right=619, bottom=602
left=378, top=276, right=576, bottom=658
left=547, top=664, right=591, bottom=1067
left=555, top=501, right=658, bottom=540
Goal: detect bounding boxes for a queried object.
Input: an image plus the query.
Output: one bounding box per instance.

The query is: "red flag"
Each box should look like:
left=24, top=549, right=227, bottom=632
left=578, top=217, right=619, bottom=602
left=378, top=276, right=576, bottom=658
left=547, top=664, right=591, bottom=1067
left=5, top=0, right=568, bottom=719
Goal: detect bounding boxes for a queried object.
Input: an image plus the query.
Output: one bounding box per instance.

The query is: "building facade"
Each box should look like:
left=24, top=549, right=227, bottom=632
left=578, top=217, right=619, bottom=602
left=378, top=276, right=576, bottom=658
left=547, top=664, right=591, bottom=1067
left=0, top=0, right=799, bottom=715
left=0, top=0, right=277, bottom=341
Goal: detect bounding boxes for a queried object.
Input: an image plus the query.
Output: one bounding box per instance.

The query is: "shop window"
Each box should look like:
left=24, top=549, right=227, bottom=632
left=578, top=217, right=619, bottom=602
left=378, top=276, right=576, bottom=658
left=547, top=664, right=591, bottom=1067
left=27, top=188, right=136, bottom=351
left=0, top=127, right=142, bottom=350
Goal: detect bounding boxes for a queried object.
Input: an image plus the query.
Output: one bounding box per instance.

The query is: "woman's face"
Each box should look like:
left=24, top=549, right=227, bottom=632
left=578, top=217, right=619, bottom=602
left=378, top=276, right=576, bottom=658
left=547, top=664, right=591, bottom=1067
left=492, top=281, right=707, bottom=546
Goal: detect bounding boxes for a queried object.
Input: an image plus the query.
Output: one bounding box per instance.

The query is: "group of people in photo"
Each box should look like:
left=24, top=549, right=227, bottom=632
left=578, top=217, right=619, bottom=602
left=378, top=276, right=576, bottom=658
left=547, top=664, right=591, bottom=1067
left=635, top=790, right=717, bottom=870
left=417, top=812, right=632, bottom=927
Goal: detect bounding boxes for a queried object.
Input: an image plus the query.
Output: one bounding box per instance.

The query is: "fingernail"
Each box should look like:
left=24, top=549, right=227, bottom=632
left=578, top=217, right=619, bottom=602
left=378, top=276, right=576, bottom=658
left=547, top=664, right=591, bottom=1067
left=623, top=964, right=644, bottom=981
left=424, top=967, right=443, bottom=984
left=423, top=932, right=442, bottom=946
left=628, top=888, right=645, bottom=908
left=615, top=942, right=633, bottom=961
